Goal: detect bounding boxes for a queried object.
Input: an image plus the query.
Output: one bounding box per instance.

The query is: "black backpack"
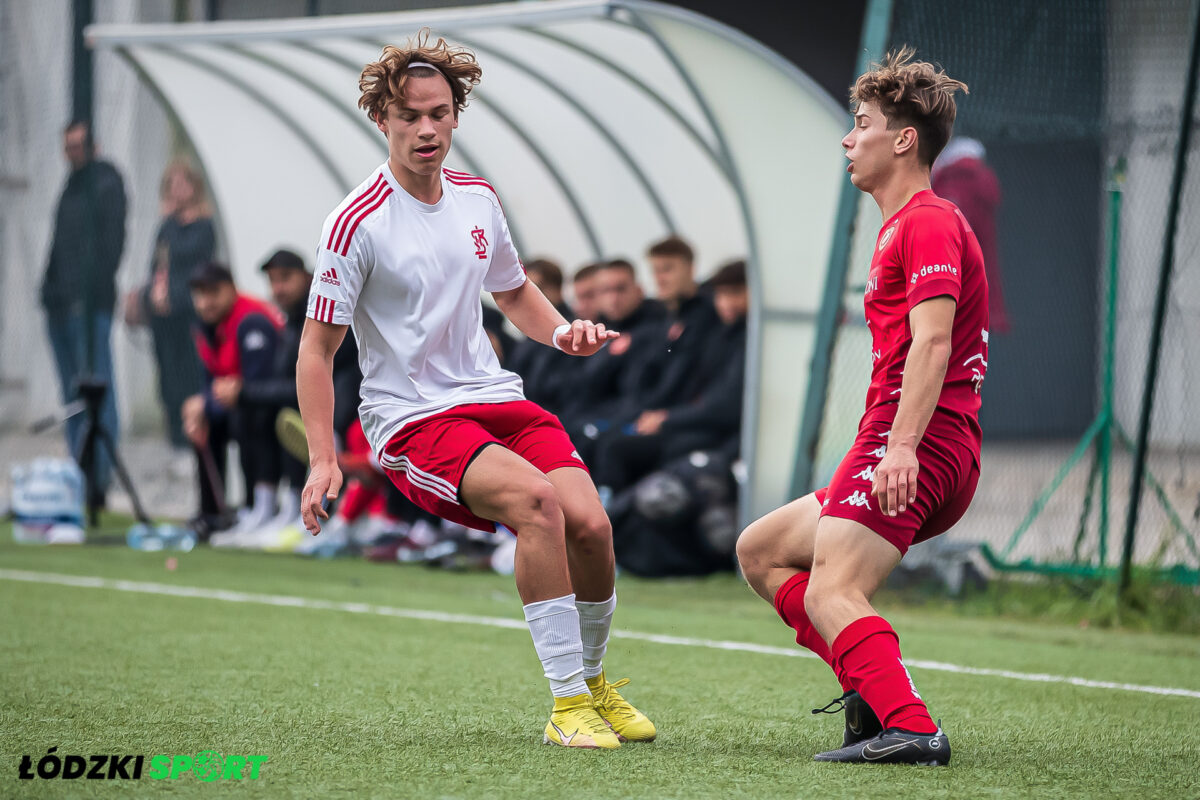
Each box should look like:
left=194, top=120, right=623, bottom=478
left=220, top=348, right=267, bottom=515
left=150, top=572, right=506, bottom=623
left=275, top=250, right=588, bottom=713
left=609, top=448, right=739, bottom=578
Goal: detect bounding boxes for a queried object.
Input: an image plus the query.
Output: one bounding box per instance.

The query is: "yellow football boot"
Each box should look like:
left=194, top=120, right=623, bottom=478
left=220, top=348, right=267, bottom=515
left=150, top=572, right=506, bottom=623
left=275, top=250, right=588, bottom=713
left=587, top=672, right=657, bottom=742
left=543, top=693, right=622, bottom=750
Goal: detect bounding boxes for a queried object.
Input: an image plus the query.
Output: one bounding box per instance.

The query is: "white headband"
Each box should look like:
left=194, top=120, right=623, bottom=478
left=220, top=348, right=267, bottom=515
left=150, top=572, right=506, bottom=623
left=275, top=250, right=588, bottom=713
left=407, top=61, right=438, bottom=70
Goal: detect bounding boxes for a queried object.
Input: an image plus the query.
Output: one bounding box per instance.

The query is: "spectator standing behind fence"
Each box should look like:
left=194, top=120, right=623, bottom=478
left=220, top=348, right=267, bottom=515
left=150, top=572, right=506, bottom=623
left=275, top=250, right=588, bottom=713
left=41, top=121, right=126, bottom=509
left=125, top=159, right=213, bottom=451
left=932, top=137, right=1007, bottom=332
left=179, top=263, right=284, bottom=541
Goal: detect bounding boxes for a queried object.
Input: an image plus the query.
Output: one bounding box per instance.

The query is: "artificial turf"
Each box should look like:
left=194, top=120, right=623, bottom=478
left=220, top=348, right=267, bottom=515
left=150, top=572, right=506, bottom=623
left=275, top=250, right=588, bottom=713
left=2, top=535, right=1197, bottom=799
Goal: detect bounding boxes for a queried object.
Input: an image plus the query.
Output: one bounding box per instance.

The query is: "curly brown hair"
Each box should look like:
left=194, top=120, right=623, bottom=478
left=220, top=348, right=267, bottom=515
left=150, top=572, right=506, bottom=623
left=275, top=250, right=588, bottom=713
left=851, top=46, right=968, bottom=167
left=358, top=29, right=482, bottom=123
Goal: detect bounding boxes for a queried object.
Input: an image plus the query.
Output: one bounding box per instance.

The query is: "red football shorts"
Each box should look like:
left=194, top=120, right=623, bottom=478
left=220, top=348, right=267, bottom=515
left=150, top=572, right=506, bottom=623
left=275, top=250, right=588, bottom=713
left=816, top=414, right=980, bottom=555
left=377, top=400, right=586, bottom=532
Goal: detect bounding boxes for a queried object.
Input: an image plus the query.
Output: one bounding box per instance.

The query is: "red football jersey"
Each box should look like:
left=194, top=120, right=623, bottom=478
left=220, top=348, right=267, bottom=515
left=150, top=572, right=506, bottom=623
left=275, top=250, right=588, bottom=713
left=862, top=189, right=989, bottom=462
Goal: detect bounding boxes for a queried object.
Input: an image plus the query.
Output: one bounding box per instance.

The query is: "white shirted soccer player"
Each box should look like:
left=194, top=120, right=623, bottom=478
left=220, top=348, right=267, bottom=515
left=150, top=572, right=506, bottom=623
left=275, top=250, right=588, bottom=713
left=296, top=33, right=655, bottom=750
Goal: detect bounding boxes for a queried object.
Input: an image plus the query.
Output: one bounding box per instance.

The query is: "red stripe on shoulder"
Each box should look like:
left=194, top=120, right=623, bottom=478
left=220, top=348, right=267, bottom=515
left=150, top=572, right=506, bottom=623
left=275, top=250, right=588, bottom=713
left=332, top=177, right=389, bottom=254
left=338, top=187, right=393, bottom=256
left=445, top=168, right=498, bottom=189
left=445, top=174, right=501, bottom=205
left=328, top=174, right=386, bottom=251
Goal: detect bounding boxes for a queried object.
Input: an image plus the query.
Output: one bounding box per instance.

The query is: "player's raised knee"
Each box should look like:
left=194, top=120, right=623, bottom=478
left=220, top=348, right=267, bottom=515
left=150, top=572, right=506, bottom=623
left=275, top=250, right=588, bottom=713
left=735, top=518, right=772, bottom=583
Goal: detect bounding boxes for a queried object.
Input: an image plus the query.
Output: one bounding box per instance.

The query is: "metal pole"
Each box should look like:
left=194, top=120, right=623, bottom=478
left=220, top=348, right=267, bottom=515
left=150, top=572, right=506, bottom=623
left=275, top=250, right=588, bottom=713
left=73, top=0, right=95, bottom=376
left=1120, top=3, right=1200, bottom=594
left=71, top=0, right=93, bottom=126
left=72, top=0, right=103, bottom=514
left=790, top=0, right=894, bottom=496
left=1098, top=158, right=1124, bottom=567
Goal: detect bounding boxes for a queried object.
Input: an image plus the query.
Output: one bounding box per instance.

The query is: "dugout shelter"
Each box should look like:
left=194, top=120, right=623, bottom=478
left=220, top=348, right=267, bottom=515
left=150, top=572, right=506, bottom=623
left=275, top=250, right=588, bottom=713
left=87, top=0, right=849, bottom=523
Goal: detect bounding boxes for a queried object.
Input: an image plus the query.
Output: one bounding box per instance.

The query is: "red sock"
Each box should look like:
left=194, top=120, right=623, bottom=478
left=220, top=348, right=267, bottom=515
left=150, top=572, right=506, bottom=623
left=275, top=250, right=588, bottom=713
left=339, top=480, right=371, bottom=521
left=831, top=616, right=937, bottom=734
left=773, top=572, right=853, bottom=692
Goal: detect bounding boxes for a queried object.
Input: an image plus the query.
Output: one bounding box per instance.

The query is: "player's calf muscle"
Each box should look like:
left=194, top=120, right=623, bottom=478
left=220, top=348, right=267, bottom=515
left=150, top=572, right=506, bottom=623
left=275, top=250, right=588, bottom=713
left=803, top=576, right=872, bottom=641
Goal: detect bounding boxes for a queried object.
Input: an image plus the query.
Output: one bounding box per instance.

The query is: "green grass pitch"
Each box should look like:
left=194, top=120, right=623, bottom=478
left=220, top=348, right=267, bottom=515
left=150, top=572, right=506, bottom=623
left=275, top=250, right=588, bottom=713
left=2, top=534, right=1198, bottom=799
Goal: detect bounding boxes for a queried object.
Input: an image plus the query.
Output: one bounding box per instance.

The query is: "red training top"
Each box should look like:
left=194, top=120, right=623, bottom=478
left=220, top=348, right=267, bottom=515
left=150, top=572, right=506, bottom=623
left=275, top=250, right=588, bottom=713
left=193, top=294, right=284, bottom=378
left=863, top=189, right=989, bottom=464
left=932, top=155, right=1008, bottom=332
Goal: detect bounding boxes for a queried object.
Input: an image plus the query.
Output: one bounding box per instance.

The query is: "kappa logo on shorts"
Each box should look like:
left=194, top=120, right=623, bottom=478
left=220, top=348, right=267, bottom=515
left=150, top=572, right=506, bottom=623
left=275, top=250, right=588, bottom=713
left=471, top=226, right=489, bottom=260
left=570, top=450, right=582, bottom=461
left=840, top=491, right=872, bottom=509
left=853, top=466, right=875, bottom=482
left=871, top=445, right=887, bottom=458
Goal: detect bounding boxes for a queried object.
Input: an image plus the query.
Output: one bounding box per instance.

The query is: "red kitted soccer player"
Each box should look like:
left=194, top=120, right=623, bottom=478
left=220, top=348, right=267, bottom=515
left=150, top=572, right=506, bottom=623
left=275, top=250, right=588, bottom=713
left=736, top=48, right=987, bottom=766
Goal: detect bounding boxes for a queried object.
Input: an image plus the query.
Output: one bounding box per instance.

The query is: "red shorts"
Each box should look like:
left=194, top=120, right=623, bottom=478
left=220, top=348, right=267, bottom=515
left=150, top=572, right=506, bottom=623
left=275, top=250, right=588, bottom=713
left=816, top=415, right=979, bottom=556
left=377, top=401, right=586, bottom=532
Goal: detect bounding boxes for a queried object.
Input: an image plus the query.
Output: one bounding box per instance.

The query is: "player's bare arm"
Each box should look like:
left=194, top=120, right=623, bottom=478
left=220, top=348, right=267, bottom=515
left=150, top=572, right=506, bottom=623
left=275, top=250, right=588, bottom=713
left=872, top=295, right=955, bottom=516
left=296, top=317, right=348, bottom=533
left=492, top=278, right=620, bottom=356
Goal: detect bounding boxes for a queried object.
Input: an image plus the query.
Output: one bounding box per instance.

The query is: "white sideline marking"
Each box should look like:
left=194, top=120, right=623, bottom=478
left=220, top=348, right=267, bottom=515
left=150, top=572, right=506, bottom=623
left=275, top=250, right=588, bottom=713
left=4, top=568, right=1198, bottom=701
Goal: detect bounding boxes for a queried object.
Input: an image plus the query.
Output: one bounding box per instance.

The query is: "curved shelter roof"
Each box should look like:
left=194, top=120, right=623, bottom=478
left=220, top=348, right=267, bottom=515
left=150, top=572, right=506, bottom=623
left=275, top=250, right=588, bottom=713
left=89, top=0, right=849, bottom=522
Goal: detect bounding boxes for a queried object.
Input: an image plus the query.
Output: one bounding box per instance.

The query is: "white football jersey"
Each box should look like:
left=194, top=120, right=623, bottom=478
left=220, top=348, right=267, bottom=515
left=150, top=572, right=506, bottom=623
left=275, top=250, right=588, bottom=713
left=307, top=163, right=527, bottom=456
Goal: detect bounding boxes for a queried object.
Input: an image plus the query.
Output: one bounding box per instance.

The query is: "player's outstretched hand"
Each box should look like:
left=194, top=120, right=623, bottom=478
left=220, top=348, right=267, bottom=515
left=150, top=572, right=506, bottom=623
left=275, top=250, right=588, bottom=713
left=871, top=444, right=919, bottom=517
left=301, top=460, right=343, bottom=535
left=557, top=319, right=620, bottom=356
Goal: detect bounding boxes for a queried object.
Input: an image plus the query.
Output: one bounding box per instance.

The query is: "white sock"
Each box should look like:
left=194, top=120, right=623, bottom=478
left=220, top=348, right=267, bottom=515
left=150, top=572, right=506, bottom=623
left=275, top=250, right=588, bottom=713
left=253, top=484, right=277, bottom=516
left=576, top=592, right=617, bottom=680
left=523, top=594, right=588, bottom=698
left=279, top=487, right=301, bottom=518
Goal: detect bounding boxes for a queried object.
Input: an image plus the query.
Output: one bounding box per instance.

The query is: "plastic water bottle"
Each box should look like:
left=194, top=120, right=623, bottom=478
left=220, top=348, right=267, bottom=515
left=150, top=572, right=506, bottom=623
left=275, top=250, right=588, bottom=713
left=58, top=460, right=84, bottom=525
left=126, top=523, right=164, bottom=551
left=158, top=524, right=197, bottom=552
left=11, top=458, right=85, bottom=544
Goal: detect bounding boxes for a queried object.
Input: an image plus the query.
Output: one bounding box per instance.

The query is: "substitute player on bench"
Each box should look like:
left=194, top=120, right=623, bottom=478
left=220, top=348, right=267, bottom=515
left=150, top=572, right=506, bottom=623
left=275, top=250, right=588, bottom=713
left=297, top=34, right=654, bottom=750
left=737, top=48, right=986, bottom=765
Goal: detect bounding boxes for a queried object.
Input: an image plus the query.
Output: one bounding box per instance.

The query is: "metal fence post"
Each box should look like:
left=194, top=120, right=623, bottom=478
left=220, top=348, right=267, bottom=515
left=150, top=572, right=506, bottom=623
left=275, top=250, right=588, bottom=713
left=790, top=0, right=894, bottom=497
left=1120, top=0, right=1200, bottom=594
